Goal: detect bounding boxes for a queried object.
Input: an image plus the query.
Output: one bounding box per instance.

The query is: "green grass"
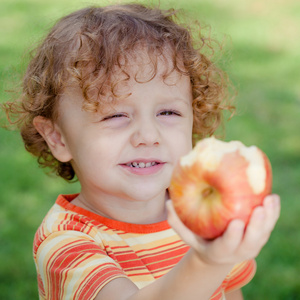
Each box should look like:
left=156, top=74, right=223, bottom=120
left=1, top=0, right=300, bottom=299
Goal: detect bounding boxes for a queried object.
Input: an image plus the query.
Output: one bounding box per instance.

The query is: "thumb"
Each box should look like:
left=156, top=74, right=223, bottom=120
left=166, top=200, right=202, bottom=246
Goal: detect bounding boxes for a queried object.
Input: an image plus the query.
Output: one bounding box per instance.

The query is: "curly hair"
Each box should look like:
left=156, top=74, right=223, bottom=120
left=2, top=3, right=234, bottom=181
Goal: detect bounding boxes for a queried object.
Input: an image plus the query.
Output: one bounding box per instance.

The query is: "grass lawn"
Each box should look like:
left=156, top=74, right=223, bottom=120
left=1, top=0, right=300, bottom=299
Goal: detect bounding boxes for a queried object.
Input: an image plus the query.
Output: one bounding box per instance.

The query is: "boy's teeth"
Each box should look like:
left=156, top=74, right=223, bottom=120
left=130, top=162, right=157, bottom=168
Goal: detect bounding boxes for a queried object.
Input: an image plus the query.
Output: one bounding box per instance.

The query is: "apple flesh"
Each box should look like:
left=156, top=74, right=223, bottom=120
left=169, top=137, right=272, bottom=240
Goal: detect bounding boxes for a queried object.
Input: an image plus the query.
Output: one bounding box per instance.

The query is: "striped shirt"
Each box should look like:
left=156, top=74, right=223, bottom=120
left=33, top=194, right=256, bottom=300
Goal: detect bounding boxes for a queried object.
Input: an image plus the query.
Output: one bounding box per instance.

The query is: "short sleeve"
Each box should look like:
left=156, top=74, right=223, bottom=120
left=35, top=230, right=128, bottom=300
left=222, top=259, right=257, bottom=293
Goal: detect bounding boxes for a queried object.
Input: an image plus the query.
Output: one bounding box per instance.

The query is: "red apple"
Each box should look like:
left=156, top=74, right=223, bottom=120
left=169, top=137, right=272, bottom=240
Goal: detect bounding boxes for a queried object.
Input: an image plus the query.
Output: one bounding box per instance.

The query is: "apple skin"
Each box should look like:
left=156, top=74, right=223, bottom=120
left=169, top=137, right=272, bottom=240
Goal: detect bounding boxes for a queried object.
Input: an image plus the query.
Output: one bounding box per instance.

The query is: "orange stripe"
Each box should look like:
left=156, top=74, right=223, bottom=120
left=76, top=264, right=125, bottom=299
left=225, top=260, right=256, bottom=291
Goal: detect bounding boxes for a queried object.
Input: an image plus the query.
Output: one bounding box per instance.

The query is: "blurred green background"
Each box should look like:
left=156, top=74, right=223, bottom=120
left=0, top=0, right=299, bottom=299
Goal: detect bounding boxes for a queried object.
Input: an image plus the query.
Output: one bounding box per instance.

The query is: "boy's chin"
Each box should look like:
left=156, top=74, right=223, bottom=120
left=127, top=186, right=168, bottom=202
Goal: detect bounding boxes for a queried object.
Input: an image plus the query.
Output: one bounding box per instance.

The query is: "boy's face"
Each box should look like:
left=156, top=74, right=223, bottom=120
left=53, top=55, right=193, bottom=206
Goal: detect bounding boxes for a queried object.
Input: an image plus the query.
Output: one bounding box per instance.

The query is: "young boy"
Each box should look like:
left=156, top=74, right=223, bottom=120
left=3, top=3, right=280, bottom=300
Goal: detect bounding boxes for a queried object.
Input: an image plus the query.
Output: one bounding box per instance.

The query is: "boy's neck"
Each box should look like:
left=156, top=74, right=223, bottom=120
left=72, top=190, right=169, bottom=224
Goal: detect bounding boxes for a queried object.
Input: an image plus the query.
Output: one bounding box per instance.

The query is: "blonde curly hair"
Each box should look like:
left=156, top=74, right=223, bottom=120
left=2, top=3, right=234, bottom=181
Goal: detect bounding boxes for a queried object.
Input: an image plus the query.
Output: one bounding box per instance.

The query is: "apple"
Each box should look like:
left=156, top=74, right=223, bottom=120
left=169, top=137, right=272, bottom=240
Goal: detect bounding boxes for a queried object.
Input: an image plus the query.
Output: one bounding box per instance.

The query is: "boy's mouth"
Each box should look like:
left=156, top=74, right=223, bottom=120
left=126, top=161, right=159, bottom=168
left=121, top=160, right=165, bottom=175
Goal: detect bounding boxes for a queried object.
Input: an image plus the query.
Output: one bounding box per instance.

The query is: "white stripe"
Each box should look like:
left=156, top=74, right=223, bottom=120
left=124, top=228, right=176, bottom=246
left=44, top=204, right=63, bottom=233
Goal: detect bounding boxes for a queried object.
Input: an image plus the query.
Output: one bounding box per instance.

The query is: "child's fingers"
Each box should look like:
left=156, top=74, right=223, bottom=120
left=263, top=194, right=281, bottom=231
left=242, top=206, right=268, bottom=256
left=165, top=200, right=183, bottom=229
left=246, top=194, right=280, bottom=239
left=205, top=219, right=245, bottom=264
left=241, top=194, right=280, bottom=256
left=221, top=219, right=245, bottom=251
left=166, top=200, right=201, bottom=247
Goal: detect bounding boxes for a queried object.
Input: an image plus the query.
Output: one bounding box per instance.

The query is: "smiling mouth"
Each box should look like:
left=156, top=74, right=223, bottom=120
left=125, top=162, right=159, bottom=168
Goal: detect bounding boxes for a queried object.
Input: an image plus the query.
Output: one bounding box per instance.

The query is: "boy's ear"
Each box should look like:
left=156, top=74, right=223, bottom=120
left=33, top=116, right=72, bottom=162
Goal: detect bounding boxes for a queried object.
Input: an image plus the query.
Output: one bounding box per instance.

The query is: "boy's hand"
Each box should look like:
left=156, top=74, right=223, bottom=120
left=166, top=194, right=280, bottom=266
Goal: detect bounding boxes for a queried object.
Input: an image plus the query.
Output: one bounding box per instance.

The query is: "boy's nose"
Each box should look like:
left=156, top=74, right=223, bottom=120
left=130, top=117, right=161, bottom=147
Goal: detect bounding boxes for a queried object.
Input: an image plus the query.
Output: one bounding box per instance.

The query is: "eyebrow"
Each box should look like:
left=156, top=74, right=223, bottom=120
left=158, top=95, right=192, bottom=106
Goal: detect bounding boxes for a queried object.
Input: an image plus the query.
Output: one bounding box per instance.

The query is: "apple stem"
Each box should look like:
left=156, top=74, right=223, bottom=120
left=202, top=187, right=214, bottom=198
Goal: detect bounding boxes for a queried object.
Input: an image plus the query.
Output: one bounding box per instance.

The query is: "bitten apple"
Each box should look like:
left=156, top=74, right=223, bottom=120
left=169, top=137, right=272, bottom=240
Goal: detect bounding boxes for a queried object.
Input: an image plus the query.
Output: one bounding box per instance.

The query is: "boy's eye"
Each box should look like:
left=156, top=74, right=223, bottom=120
left=103, top=113, right=127, bottom=121
left=158, top=110, right=181, bottom=116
